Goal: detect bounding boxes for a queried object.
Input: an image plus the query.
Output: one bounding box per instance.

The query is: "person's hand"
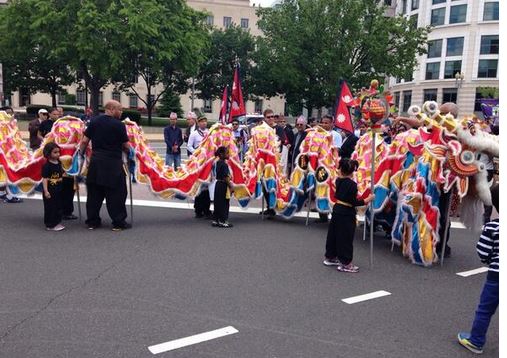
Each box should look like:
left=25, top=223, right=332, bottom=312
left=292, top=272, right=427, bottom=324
left=44, top=190, right=51, bottom=199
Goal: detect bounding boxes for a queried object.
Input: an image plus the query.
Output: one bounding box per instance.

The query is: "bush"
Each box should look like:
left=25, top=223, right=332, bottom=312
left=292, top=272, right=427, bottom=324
left=26, top=104, right=52, bottom=116
left=61, top=105, right=84, bottom=113
left=157, top=91, right=183, bottom=118
left=64, top=93, right=76, bottom=105
left=121, top=109, right=141, bottom=123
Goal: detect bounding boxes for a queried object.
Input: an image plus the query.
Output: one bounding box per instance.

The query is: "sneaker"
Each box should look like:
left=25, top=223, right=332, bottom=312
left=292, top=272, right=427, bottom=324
left=46, top=224, right=65, bottom=232
left=337, top=263, right=359, bottom=273
left=112, top=223, right=132, bottom=232
left=63, top=214, right=78, bottom=220
left=218, top=221, right=233, bottom=228
left=211, top=221, right=219, bottom=227
left=4, top=197, right=23, bottom=203
left=323, top=258, right=341, bottom=266
left=458, top=332, right=483, bottom=354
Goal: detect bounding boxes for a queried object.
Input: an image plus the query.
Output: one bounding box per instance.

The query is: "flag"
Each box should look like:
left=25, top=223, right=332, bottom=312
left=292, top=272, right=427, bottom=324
left=229, top=64, right=246, bottom=121
left=334, top=80, right=354, bottom=133
left=219, top=86, right=228, bottom=124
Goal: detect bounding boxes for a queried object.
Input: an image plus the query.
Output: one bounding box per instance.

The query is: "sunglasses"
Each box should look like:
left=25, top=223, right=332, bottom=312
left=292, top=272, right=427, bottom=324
left=232, top=123, right=239, bottom=126
left=266, top=115, right=274, bottom=119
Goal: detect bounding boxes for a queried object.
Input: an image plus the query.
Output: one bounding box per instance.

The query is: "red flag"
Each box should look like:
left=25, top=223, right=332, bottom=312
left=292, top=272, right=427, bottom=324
left=334, top=81, right=354, bottom=133
left=219, top=86, right=228, bottom=124
left=229, top=65, right=246, bottom=121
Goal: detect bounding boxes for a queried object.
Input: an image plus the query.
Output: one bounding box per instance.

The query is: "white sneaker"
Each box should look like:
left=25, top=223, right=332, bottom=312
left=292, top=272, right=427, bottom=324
left=47, top=224, right=65, bottom=231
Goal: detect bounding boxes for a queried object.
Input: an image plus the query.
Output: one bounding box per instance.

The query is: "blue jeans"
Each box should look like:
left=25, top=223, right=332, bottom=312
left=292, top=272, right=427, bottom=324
left=470, top=277, right=499, bottom=347
left=165, top=153, right=181, bottom=170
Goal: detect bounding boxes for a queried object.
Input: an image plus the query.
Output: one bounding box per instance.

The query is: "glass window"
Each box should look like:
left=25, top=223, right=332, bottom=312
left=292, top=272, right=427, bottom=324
left=394, top=92, right=400, bottom=109
left=112, top=91, right=121, bottom=103
left=426, top=62, right=440, bottom=80
left=206, top=15, right=214, bottom=26
left=401, top=0, right=407, bottom=14
left=483, top=2, right=499, bottom=21
left=410, top=14, right=418, bottom=29
left=129, top=94, right=138, bottom=108
left=444, top=60, right=462, bottom=79
left=402, top=91, right=412, bottom=113
left=423, top=89, right=438, bottom=102
left=254, top=99, right=263, bottom=113
left=76, top=90, right=86, bottom=106
left=411, top=0, right=419, bottom=10
left=98, top=92, right=103, bottom=107
left=449, top=5, right=467, bottom=24
left=446, top=37, right=464, bottom=56
left=57, top=91, right=66, bottom=105
left=240, top=18, right=249, bottom=29
left=477, top=60, right=498, bottom=78
left=384, top=0, right=392, bottom=5
left=223, top=16, right=232, bottom=29
left=480, top=35, right=499, bottom=54
left=431, top=8, right=445, bottom=26
left=427, top=39, right=443, bottom=58
left=432, top=0, right=446, bottom=4
left=443, top=88, right=458, bottom=104
left=203, top=99, right=212, bottom=113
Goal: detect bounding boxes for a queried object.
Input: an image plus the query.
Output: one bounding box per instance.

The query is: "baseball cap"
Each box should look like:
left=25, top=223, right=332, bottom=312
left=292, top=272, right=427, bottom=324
left=38, top=108, right=49, bottom=114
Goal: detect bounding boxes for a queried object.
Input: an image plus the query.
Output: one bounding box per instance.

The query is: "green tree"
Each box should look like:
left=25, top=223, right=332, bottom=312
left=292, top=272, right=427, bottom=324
left=115, top=0, right=209, bottom=124
left=0, top=1, right=74, bottom=107
left=194, top=25, right=257, bottom=100
left=157, top=90, right=184, bottom=118
left=253, top=0, right=429, bottom=113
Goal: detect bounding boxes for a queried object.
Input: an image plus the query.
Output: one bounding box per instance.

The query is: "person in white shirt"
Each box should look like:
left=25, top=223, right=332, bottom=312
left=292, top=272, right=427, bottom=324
left=188, top=116, right=212, bottom=218
left=184, top=111, right=198, bottom=156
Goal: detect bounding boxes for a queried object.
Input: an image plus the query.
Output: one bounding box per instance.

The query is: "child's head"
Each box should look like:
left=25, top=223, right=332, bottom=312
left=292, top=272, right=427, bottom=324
left=43, top=142, right=61, bottom=160
left=215, top=146, right=229, bottom=160
left=339, top=158, right=359, bottom=176
left=491, top=184, right=499, bottom=213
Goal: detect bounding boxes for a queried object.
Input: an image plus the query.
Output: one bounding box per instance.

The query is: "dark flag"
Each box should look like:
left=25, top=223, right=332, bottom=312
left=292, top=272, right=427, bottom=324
left=219, top=86, right=229, bottom=124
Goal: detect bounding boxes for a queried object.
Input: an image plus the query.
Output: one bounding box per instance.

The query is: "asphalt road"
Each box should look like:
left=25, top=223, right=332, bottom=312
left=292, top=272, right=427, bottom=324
left=0, top=199, right=499, bottom=358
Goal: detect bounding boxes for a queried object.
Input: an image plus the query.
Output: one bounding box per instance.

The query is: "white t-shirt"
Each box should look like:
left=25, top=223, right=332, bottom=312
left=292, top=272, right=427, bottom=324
left=187, top=128, right=209, bottom=154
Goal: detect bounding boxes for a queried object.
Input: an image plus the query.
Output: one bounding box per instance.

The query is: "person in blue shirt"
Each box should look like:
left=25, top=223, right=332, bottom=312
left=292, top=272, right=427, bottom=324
left=164, top=112, right=183, bottom=170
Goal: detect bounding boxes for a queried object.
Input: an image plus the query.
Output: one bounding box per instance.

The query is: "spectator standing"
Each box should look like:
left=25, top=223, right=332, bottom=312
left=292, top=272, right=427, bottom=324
left=29, top=109, right=48, bottom=150
left=184, top=111, right=197, bottom=156
left=458, top=184, right=499, bottom=354
left=164, top=112, right=183, bottom=170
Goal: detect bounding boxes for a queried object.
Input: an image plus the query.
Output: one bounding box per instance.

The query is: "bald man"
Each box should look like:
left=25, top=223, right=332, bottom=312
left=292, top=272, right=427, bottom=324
left=79, top=100, right=132, bottom=231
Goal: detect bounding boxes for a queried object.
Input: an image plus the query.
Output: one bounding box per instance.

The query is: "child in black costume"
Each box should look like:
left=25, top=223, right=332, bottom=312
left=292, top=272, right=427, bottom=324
left=212, top=146, right=234, bottom=228
left=323, top=158, right=374, bottom=272
left=41, top=142, right=65, bottom=231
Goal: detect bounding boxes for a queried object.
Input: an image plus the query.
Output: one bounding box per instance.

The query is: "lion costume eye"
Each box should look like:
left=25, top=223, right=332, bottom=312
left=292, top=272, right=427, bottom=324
left=460, top=150, right=475, bottom=165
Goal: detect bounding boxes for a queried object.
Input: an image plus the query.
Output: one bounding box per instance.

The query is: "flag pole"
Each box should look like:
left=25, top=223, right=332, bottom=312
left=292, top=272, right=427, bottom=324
left=369, top=129, right=376, bottom=268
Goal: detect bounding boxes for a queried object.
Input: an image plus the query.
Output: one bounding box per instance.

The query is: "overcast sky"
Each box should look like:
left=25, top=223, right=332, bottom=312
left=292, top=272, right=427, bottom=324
left=250, top=0, right=274, bottom=7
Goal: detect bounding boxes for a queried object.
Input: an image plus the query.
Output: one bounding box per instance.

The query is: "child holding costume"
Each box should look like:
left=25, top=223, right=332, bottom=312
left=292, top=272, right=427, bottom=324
left=41, top=142, right=65, bottom=231
left=323, top=158, right=374, bottom=272
left=212, top=146, right=234, bottom=228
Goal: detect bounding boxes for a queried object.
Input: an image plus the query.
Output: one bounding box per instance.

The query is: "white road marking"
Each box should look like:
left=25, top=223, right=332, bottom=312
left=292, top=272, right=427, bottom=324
left=148, top=326, right=238, bottom=355
left=17, top=194, right=466, bottom=227
left=342, top=290, right=392, bottom=304
left=456, top=267, right=489, bottom=277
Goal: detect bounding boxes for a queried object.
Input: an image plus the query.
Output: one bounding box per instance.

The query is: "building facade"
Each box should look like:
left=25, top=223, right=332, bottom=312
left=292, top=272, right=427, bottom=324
left=6, top=0, right=285, bottom=118
left=389, top=0, right=499, bottom=116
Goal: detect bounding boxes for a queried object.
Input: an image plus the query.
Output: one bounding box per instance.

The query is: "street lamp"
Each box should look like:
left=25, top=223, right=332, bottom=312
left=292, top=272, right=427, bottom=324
left=455, top=71, right=464, bottom=88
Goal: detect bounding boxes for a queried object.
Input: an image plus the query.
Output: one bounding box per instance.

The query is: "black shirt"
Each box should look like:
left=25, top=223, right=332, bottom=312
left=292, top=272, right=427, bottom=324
left=333, top=177, right=365, bottom=215
left=216, top=159, right=230, bottom=181
left=84, top=115, right=129, bottom=160
left=39, top=119, right=55, bottom=137
left=41, top=161, right=63, bottom=193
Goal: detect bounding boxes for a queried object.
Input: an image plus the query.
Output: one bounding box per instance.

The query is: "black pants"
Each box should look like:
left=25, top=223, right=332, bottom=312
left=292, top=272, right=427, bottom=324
left=44, top=189, right=63, bottom=228
left=86, top=180, right=127, bottom=227
left=436, top=191, right=451, bottom=254
left=61, top=177, right=75, bottom=216
left=194, top=188, right=211, bottom=216
left=214, top=181, right=230, bottom=222
left=325, top=208, right=356, bottom=265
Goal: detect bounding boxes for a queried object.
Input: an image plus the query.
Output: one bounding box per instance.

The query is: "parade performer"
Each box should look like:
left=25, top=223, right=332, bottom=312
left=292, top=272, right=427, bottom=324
left=78, top=100, right=132, bottom=231
left=212, top=146, right=233, bottom=228
left=41, top=142, right=65, bottom=231
left=323, top=158, right=374, bottom=273
left=188, top=115, right=212, bottom=219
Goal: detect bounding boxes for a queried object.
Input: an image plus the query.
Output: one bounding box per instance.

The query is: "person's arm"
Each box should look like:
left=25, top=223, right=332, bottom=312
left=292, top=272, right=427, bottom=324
left=187, top=132, right=196, bottom=154
left=42, top=178, right=51, bottom=199
left=164, top=127, right=170, bottom=146
left=79, top=135, right=90, bottom=157
left=178, top=128, right=184, bottom=147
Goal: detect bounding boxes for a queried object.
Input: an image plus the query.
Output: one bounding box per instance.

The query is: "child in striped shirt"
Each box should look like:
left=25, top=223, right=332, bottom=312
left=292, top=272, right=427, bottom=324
left=458, top=184, right=499, bottom=354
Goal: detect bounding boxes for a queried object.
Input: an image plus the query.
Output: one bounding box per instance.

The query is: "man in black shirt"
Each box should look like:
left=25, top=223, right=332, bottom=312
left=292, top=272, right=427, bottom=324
left=79, top=100, right=132, bottom=231
left=38, top=108, right=60, bottom=138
